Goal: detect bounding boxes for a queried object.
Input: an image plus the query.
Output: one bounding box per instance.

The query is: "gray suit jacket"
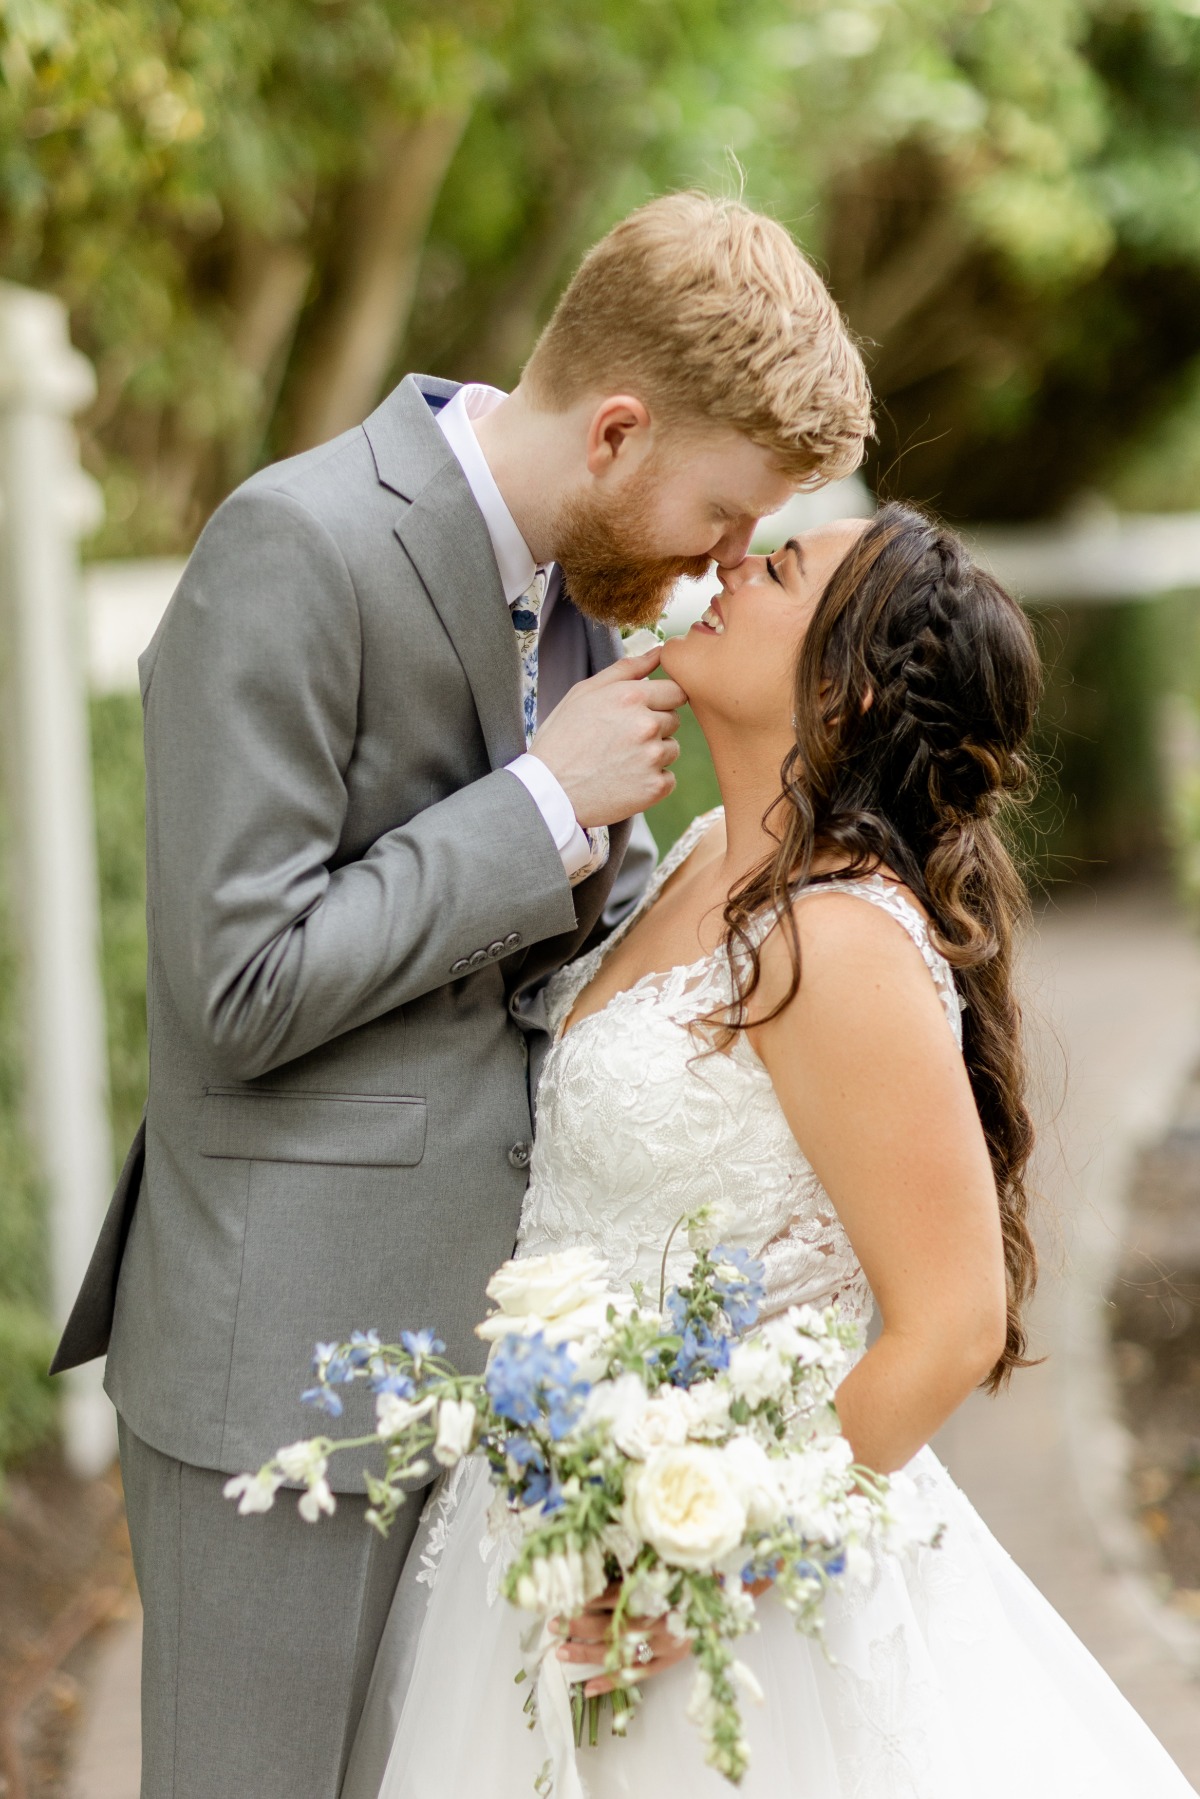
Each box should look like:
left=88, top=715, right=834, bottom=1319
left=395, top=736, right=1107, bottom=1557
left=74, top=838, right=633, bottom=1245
left=52, top=374, right=655, bottom=1487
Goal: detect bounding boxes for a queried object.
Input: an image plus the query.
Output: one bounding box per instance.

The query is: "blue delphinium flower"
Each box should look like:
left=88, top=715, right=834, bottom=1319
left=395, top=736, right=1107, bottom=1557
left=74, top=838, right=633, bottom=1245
left=347, top=1329, right=382, bottom=1368
left=664, top=1288, right=689, bottom=1334
left=369, top=1368, right=415, bottom=1399
left=671, top=1321, right=731, bottom=1385
left=522, top=1466, right=565, bottom=1511
left=485, top=1333, right=589, bottom=1435
left=710, top=1245, right=766, bottom=1333
left=401, top=1328, right=445, bottom=1365
left=301, top=1384, right=344, bottom=1417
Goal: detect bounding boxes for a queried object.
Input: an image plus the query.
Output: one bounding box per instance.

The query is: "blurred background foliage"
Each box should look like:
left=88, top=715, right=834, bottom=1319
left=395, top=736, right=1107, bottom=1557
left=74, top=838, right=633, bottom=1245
left=4, top=0, right=1200, bottom=1466
left=1, top=0, right=1199, bottom=549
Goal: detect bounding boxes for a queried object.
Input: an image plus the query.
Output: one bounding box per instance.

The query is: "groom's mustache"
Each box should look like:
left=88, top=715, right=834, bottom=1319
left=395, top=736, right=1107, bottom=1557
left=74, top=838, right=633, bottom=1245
left=561, top=550, right=713, bottom=631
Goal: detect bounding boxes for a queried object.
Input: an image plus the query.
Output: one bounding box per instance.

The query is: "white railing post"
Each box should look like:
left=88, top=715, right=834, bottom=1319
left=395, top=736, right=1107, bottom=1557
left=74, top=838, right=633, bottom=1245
left=0, top=283, right=116, bottom=1477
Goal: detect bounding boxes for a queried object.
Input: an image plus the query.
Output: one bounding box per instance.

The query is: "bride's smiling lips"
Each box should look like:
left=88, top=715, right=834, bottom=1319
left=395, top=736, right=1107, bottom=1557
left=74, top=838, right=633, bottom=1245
left=692, top=595, right=726, bottom=636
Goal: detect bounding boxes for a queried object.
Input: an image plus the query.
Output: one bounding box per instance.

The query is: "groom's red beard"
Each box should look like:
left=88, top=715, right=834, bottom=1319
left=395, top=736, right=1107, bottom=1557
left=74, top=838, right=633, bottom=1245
left=553, top=482, right=712, bottom=630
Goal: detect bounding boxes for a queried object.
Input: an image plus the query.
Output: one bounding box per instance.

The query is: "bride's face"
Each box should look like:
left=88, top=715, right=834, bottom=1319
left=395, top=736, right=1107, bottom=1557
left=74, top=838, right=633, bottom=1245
left=660, top=517, right=869, bottom=730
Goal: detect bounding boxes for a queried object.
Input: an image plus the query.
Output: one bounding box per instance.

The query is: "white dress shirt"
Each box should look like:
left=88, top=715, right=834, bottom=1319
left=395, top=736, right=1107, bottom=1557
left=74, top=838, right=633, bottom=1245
left=436, top=383, right=592, bottom=878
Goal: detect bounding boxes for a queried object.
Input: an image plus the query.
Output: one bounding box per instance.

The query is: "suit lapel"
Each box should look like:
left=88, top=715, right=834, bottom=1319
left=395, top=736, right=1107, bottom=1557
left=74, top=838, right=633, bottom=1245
left=369, top=377, right=525, bottom=772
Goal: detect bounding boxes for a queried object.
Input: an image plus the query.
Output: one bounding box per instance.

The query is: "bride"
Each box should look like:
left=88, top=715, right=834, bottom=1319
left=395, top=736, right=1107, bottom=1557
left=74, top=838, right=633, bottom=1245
left=343, top=502, right=1198, bottom=1798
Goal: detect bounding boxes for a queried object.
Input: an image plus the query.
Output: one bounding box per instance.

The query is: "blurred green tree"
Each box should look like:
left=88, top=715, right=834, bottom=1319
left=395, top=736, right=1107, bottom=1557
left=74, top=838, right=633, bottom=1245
left=3, top=0, right=1200, bottom=551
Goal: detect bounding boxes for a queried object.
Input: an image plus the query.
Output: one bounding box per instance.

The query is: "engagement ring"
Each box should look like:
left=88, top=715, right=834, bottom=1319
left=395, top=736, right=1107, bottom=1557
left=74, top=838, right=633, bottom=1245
left=634, top=1640, right=654, bottom=1667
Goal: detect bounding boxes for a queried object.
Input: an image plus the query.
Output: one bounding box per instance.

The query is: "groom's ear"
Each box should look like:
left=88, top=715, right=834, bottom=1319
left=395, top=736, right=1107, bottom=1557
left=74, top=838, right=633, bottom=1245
left=585, top=395, right=653, bottom=476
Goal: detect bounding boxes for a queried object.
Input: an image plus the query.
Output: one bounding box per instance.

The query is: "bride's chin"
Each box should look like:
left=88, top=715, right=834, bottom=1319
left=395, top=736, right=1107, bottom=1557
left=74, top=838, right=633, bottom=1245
left=659, top=634, right=695, bottom=695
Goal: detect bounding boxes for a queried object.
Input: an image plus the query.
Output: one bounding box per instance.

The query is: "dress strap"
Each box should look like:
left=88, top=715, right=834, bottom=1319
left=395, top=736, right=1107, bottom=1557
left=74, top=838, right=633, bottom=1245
left=792, top=875, right=964, bottom=1048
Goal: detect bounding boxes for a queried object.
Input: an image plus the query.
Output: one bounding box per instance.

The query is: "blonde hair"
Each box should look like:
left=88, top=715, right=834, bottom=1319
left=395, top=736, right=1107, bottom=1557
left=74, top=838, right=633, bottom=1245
left=523, top=192, right=872, bottom=486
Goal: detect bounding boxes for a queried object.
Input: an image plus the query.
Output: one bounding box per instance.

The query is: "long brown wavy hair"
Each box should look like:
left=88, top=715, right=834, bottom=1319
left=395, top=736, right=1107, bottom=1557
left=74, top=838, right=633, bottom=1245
left=715, top=502, right=1042, bottom=1392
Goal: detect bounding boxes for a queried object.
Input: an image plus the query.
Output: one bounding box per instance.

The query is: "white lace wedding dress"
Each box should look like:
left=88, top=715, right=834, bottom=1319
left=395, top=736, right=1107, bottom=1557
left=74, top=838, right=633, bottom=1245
left=348, top=811, right=1198, bottom=1799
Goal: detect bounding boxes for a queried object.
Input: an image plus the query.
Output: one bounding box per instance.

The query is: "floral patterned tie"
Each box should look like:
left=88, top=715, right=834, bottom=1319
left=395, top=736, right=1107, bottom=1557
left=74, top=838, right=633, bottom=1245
left=512, top=570, right=608, bottom=886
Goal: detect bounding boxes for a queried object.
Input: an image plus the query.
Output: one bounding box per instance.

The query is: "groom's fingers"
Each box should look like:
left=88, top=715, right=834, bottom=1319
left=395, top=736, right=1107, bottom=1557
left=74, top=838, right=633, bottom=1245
left=644, top=676, right=687, bottom=714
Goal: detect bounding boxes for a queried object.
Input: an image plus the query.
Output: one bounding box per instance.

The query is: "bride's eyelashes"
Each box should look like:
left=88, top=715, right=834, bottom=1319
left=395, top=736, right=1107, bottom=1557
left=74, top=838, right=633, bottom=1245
left=766, top=557, right=783, bottom=587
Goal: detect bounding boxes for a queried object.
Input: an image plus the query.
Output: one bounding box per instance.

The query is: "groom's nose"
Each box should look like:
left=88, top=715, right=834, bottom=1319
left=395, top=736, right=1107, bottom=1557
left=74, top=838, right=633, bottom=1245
left=712, top=519, right=756, bottom=567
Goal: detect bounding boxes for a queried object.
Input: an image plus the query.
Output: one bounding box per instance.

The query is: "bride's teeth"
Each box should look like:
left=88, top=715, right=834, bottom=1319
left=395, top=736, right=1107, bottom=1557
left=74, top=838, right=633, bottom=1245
left=702, top=605, right=725, bottom=634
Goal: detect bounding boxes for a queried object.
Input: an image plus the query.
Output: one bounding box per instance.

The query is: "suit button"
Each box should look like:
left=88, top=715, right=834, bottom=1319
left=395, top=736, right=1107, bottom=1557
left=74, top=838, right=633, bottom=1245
left=487, top=940, right=506, bottom=958
left=468, top=949, right=488, bottom=967
left=450, top=958, right=469, bottom=974
left=507, top=1141, right=532, bottom=1169
left=504, top=931, right=521, bottom=948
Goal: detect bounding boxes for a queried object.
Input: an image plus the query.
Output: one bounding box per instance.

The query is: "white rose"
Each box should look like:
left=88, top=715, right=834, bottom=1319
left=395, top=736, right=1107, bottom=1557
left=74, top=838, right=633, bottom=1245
left=375, top=1391, right=436, bottom=1438
left=727, top=1338, right=791, bottom=1407
left=433, top=1397, right=477, bottom=1467
left=591, top=1381, right=691, bottom=1460
left=476, top=1248, right=615, bottom=1346
left=581, top=1372, right=648, bottom=1443
left=720, top=1435, right=786, bottom=1530
left=626, top=1446, right=748, bottom=1572
left=624, top=1391, right=691, bottom=1458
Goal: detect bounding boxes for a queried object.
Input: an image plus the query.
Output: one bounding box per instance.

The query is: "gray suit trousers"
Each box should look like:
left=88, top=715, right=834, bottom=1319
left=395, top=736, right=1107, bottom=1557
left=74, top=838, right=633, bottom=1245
left=118, top=1419, right=422, bottom=1799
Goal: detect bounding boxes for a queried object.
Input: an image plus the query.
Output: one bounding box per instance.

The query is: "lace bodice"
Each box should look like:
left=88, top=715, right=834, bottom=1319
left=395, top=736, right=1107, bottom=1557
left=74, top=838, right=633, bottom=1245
left=518, top=808, right=964, bottom=1332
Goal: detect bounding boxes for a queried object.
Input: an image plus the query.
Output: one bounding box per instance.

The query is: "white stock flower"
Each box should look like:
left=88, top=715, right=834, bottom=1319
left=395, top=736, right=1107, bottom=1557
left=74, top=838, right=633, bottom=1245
left=433, top=1397, right=477, bottom=1467
left=274, top=1440, right=329, bottom=1485
left=882, top=1471, right=943, bottom=1551
left=730, top=1660, right=765, bottom=1706
left=727, top=1337, right=791, bottom=1407
left=626, top=1446, right=748, bottom=1572
left=624, top=1565, right=673, bottom=1619
left=375, top=1391, right=436, bottom=1439
left=720, top=1435, right=786, bottom=1530
left=477, top=1247, right=615, bottom=1346
left=513, top=1542, right=606, bottom=1617
left=223, top=1469, right=283, bottom=1515
left=686, top=1666, right=717, bottom=1730
left=298, top=1477, right=336, bottom=1523
left=682, top=1380, right=734, bottom=1440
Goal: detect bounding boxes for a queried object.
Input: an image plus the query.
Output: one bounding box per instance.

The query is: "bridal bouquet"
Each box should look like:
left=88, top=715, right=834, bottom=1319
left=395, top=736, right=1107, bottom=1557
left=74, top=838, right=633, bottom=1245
left=226, top=1211, right=939, bottom=1787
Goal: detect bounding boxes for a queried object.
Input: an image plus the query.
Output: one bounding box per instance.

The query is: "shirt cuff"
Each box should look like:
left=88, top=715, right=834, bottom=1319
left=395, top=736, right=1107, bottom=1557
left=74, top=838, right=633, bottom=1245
left=504, top=754, right=593, bottom=879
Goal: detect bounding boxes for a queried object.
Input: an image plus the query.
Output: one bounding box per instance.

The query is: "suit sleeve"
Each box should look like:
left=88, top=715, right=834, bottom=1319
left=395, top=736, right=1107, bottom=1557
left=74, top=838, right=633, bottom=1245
left=143, top=484, right=577, bottom=1082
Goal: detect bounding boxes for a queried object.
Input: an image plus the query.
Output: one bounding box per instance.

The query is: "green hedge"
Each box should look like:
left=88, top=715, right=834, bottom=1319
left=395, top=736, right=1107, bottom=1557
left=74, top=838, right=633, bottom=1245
left=0, top=805, right=55, bottom=1471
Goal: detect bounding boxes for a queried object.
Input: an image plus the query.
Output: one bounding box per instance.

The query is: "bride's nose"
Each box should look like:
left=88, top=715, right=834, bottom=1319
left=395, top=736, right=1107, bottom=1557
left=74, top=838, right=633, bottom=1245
left=717, top=553, right=767, bottom=594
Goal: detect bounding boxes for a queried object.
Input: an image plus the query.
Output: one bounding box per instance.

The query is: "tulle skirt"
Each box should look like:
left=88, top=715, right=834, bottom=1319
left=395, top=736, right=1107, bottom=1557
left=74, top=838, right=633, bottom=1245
left=344, top=1448, right=1198, bottom=1799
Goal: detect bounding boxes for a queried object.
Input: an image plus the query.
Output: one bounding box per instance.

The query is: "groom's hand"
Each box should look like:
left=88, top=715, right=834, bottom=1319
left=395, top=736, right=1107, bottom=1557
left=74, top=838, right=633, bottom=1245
left=531, top=648, right=685, bottom=827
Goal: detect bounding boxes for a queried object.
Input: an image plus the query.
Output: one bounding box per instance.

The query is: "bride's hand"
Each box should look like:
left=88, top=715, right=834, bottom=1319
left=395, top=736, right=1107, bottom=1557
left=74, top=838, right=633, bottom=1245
left=553, top=1583, right=692, bottom=1697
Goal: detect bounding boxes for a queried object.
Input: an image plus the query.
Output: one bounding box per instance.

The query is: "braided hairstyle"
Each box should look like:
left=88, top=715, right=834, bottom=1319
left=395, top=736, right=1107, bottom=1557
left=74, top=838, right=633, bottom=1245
left=716, top=502, right=1042, bottom=1391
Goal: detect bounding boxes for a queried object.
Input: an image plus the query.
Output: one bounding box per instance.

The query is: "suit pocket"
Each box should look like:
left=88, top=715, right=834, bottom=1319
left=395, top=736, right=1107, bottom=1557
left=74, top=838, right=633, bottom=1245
left=200, top=1089, right=427, bottom=1167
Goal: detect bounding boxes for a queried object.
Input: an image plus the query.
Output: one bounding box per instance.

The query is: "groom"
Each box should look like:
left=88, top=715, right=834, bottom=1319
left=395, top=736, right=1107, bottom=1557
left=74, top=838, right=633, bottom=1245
left=53, top=192, right=869, bottom=1798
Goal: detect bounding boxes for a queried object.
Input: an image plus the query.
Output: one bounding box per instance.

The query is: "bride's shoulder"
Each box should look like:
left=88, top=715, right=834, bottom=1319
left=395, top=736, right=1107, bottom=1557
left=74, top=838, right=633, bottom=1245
left=750, top=872, right=947, bottom=1031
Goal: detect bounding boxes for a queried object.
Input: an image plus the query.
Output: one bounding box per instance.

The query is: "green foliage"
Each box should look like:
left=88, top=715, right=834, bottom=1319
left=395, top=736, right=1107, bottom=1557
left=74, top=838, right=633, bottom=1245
left=646, top=706, right=721, bottom=857
left=0, top=796, right=55, bottom=1472
left=91, top=694, right=149, bottom=1162
left=1, top=0, right=1199, bottom=549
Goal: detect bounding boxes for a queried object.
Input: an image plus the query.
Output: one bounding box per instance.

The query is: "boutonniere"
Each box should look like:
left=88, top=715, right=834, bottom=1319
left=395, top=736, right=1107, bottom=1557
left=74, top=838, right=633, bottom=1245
left=619, top=622, right=667, bottom=657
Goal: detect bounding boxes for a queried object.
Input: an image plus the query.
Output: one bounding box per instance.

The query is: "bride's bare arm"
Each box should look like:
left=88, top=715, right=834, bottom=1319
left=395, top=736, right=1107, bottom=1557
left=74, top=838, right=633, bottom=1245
left=751, top=893, right=1008, bottom=1475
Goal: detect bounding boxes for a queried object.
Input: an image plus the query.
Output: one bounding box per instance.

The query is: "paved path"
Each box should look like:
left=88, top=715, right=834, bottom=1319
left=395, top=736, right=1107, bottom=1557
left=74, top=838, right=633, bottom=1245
left=70, top=884, right=1200, bottom=1797
left=938, top=881, right=1200, bottom=1778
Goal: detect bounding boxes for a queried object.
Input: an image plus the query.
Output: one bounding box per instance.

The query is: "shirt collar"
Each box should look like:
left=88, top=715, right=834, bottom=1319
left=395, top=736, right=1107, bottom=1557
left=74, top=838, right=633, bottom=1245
left=435, top=383, right=539, bottom=606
